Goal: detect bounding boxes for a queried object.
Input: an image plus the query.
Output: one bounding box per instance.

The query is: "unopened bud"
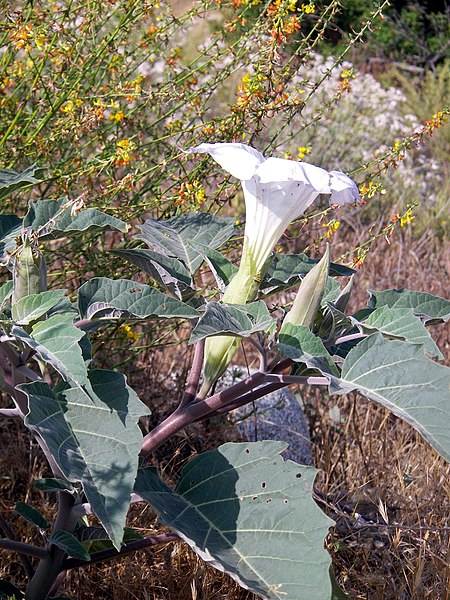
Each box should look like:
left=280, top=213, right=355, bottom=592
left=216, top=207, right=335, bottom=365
left=12, top=235, right=47, bottom=305
left=282, top=244, right=330, bottom=329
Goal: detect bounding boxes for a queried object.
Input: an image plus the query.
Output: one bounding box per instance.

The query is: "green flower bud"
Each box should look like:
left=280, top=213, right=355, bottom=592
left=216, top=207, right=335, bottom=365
left=12, top=235, right=47, bottom=305
left=282, top=244, right=330, bottom=329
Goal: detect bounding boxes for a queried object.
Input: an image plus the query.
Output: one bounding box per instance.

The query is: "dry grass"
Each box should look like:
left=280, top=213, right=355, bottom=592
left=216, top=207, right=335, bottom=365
left=0, top=227, right=449, bottom=599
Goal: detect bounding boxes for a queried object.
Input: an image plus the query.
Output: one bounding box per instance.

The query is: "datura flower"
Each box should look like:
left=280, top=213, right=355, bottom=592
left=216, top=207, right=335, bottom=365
left=190, top=142, right=360, bottom=397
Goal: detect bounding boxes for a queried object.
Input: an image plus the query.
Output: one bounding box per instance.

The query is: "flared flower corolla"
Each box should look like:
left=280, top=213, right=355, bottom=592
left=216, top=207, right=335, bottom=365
left=190, top=142, right=360, bottom=397
left=191, top=142, right=360, bottom=275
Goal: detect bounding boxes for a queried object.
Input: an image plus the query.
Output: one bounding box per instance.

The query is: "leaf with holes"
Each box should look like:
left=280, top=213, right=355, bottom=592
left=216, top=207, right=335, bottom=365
left=135, top=441, right=334, bottom=600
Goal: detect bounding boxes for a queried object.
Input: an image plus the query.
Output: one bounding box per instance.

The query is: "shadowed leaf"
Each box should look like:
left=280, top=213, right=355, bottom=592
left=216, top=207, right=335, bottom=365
left=21, top=370, right=149, bottom=549
left=135, top=441, right=334, bottom=600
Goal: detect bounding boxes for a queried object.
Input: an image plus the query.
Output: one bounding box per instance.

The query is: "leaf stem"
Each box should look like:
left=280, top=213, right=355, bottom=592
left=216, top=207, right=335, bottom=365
left=61, top=532, right=180, bottom=571
left=0, top=538, right=48, bottom=560
left=0, top=513, right=35, bottom=578
left=178, top=339, right=205, bottom=408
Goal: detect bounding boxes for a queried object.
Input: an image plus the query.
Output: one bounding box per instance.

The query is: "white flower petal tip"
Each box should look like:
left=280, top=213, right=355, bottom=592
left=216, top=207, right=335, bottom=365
left=329, top=171, right=361, bottom=205
left=188, top=142, right=265, bottom=180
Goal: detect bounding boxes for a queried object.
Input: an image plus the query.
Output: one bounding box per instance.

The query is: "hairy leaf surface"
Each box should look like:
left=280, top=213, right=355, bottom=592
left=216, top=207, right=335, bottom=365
left=354, top=306, right=442, bottom=358
left=190, top=301, right=274, bottom=342
left=22, top=371, right=149, bottom=548
left=12, top=290, right=66, bottom=325
left=77, top=278, right=199, bottom=320
left=13, top=314, right=88, bottom=389
left=137, top=213, right=236, bottom=275
left=135, top=441, right=334, bottom=600
left=368, top=289, right=450, bottom=324
left=332, top=334, right=450, bottom=461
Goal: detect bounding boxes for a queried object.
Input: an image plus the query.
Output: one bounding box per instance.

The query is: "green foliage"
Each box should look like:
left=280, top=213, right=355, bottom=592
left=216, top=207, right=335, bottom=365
left=0, top=171, right=448, bottom=598
left=135, top=442, right=335, bottom=600
left=0, top=0, right=449, bottom=596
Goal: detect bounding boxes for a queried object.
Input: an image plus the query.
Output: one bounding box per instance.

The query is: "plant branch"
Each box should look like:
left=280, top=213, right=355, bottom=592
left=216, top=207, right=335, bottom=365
left=62, top=532, right=180, bottom=571
left=178, top=339, right=205, bottom=408
left=333, top=332, right=366, bottom=345
left=0, top=513, right=35, bottom=578
left=0, top=538, right=48, bottom=560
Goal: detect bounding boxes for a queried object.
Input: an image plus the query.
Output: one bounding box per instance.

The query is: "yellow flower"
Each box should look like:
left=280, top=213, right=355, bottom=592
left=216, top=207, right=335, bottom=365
left=61, top=100, right=75, bottom=114
left=110, top=109, right=125, bottom=123
left=301, top=3, right=315, bottom=14
left=119, top=324, right=139, bottom=342
left=400, top=208, right=414, bottom=227
left=297, top=146, right=311, bottom=161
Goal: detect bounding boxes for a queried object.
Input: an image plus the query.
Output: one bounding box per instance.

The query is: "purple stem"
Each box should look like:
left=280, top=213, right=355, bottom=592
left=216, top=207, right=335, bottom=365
left=0, top=513, right=35, bottom=577
left=178, top=339, right=205, bottom=408
left=61, top=532, right=180, bottom=571
left=0, top=538, right=48, bottom=560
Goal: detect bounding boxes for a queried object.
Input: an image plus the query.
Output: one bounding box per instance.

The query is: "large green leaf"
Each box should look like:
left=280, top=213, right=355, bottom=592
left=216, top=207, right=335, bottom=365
left=0, top=164, right=44, bottom=201
left=188, top=241, right=238, bottom=292
left=11, top=290, right=66, bottom=325
left=22, top=197, right=127, bottom=238
left=354, top=306, right=443, bottom=359
left=111, top=248, right=194, bottom=300
left=13, top=313, right=89, bottom=389
left=278, top=323, right=340, bottom=377
left=332, top=334, right=450, bottom=461
left=77, top=277, right=199, bottom=321
left=368, top=289, right=450, bottom=324
left=190, top=301, right=275, bottom=342
left=135, top=441, right=334, bottom=600
left=137, top=213, right=236, bottom=275
left=0, top=214, right=22, bottom=241
left=22, top=370, right=149, bottom=549
left=260, top=254, right=354, bottom=296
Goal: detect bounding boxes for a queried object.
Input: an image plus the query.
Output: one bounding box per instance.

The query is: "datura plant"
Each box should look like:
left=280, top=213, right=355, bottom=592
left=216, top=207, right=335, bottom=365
left=190, top=143, right=361, bottom=397
left=0, top=159, right=449, bottom=600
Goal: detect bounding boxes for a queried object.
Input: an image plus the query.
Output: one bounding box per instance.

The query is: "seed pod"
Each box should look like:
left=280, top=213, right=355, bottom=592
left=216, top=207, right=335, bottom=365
left=12, top=234, right=47, bottom=305
left=282, top=244, right=330, bottom=329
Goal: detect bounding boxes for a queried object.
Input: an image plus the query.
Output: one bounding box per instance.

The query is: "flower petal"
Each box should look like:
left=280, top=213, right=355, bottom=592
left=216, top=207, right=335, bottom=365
left=255, top=157, right=332, bottom=192
left=190, top=143, right=265, bottom=180
left=329, top=171, right=361, bottom=205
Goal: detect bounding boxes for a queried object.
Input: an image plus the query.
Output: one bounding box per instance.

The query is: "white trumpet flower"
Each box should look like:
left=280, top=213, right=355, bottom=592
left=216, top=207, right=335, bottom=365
left=190, top=142, right=360, bottom=397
